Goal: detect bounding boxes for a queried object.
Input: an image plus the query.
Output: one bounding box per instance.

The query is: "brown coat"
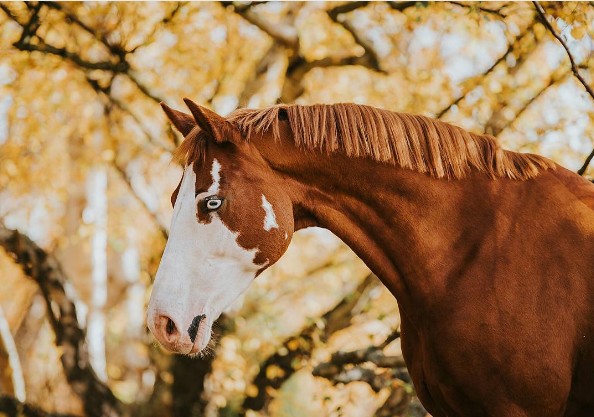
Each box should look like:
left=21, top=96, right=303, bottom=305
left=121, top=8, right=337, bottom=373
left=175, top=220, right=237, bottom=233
left=162, top=100, right=594, bottom=417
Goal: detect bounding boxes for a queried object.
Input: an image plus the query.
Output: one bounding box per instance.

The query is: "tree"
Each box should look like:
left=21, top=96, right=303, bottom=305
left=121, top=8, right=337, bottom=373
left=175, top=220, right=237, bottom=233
left=0, top=2, right=593, bottom=416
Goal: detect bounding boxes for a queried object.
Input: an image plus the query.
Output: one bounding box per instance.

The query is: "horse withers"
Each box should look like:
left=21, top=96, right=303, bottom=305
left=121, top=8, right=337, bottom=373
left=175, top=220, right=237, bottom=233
left=147, top=99, right=594, bottom=417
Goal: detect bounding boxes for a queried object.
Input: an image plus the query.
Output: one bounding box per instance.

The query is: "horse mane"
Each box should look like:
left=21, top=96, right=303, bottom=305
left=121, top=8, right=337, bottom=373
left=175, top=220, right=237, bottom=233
left=177, top=103, right=555, bottom=180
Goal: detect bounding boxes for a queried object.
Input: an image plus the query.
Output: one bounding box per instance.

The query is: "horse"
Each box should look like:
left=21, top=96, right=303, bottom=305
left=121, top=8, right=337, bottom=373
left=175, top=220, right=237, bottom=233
left=146, top=98, right=594, bottom=417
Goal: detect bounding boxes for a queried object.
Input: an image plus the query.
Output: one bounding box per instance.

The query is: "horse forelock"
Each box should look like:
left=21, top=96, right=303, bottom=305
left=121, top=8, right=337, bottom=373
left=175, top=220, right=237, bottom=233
left=174, top=103, right=555, bottom=180
left=173, top=128, right=208, bottom=167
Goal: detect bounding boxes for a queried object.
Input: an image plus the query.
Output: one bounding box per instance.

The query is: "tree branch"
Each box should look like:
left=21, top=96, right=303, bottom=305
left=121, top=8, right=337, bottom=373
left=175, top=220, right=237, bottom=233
left=0, top=396, right=79, bottom=417
left=42, top=1, right=168, bottom=105
left=387, top=1, right=425, bottom=12
left=111, top=162, right=169, bottom=240
left=375, top=389, right=427, bottom=417
left=240, top=273, right=381, bottom=414
left=533, top=1, right=594, bottom=176
left=482, top=26, right=549, bottom=134
left=281, top=53, right=386, bottom=102
left=1, top=2, right=169, bottom=107
left=15, top=2, right=43, bottom=45
left=0, top=12, right=172, bottom=243
left=0, top=3, right=21, bottom=23
left=43, top=1, right=123, bottom=58
left=126, top=71, right=167, bottom=105
left=13, top=36, right=129, bottom=72
left=448, top=1, right=508, bottom=18
left=437, top=19, right=537, bottom=119
left=533, top=1, right=594, bottom=100
left=494, top=70, right=570, bottom=137
left=578, top=149, right=594, bottom=176
left=79, top=93, right=171, bottom=240
left=327, top=1, right=370, bottom=17
left=0, top=226, right=124, bottom=417
left=239, top=43, right=287, bottom=107
left=327, top=2, right=384, bottom=72
left=128, top=2, right=187, bottom=53
left=312, top=330, right=404, bottom=385
left=223, top=2, right=298, bottom=49
left=110, top=97, right=176, bottom=151
left=168, top=317, right=231, bottom=417
left=317, top=366, right=405, bottom=392
left=280, top=1, right=391, bottom=102
left=83, top=71, right=176, bottom=149
left=311, top=328, right=427, bottom=416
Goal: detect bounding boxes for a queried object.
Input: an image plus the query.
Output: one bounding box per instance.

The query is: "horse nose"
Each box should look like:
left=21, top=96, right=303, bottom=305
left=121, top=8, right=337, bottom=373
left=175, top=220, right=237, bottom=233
left=149, top=313, right=207, bottom=354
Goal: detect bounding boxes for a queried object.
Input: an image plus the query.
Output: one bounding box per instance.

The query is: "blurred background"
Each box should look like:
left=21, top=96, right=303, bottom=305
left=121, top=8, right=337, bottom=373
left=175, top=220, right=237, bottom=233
left=0, top=2, right=593, bottom=417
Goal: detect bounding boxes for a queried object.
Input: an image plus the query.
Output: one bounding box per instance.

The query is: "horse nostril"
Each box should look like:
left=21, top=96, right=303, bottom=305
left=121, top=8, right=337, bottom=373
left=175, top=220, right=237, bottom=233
left=188, top=314, right=206, bottom=344
left=166, top=317, right=176, bottom=335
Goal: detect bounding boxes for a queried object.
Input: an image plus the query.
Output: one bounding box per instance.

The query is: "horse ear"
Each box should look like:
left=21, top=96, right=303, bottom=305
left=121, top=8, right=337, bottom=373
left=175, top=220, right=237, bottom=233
left=183, top=98, right=240, bottom=143
left=160, top=102, right=195, bottom=136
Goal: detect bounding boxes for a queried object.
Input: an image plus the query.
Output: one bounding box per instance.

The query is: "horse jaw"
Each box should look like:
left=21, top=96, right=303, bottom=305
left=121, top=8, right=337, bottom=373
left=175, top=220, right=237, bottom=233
left=147, top=161, right=259, bottom=355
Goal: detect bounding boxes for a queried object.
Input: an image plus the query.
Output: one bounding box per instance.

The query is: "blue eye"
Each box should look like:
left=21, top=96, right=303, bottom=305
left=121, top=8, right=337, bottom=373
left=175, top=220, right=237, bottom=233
left=203, top=196, right=223, bottom=211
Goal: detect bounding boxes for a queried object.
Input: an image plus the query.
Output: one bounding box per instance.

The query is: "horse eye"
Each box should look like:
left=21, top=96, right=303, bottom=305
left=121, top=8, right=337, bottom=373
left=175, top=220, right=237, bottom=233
left=204, top=196, right=223, bottom=211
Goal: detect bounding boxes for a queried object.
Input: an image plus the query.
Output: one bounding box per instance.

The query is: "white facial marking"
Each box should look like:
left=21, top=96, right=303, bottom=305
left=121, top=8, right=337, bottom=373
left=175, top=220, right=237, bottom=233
left=148, top=160, right=259, bottom=354
left=207, top=158, right=221, bottom=194
left=261, top=194, right=279, bottom=231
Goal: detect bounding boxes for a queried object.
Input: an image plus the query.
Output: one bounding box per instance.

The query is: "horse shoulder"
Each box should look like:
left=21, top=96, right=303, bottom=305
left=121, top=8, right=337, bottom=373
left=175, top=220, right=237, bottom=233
left=549, top=165, right=594, bottom=213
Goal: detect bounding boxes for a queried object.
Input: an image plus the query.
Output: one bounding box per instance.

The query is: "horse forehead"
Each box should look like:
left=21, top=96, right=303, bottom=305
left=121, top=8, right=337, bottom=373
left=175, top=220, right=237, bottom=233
left=193, top=155, right=224, bottom=190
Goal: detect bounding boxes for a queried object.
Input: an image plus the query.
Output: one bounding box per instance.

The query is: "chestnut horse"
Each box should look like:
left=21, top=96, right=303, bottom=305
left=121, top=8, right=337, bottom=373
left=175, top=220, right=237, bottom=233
left=147, top=99, right=594, bottom=417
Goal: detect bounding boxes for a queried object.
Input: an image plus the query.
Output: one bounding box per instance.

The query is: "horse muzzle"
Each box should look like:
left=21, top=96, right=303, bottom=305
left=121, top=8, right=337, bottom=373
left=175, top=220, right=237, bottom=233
left=148, top=311, right=210, bottom=355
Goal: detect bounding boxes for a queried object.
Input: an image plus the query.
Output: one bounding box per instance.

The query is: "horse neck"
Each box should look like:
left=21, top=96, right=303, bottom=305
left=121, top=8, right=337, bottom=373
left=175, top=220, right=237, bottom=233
left=253, top=136, right=498, bottom=321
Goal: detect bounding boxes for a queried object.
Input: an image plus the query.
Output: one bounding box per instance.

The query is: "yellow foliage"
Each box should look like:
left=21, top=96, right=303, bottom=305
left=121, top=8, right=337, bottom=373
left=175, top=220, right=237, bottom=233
left=0, top=2, right=592, bottom=416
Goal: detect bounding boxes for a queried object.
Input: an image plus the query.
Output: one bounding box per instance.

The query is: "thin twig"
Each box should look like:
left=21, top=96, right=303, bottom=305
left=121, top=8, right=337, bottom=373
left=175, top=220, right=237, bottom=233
left=437, top=19, right=537, bottom=119
left=494, top=70, right=570, bottom=137
left=533, top=1, right=594, bottom=176
left=1, top=2, right=168, bottom=107
left=13, top=35, right=128, bottom=72
left=312, top=328, right=405, bottom=393
left=533, top=1, right=594, bottom=99
left=126, top=71, right=167, bottom=104
left=111, top=163, right=169, bottom=240
left=128, top=2, right=187, bottom=53
left=43, top=1, right=120, bottom=57
left=448, top=1, right=507, bottom=18
left=82, top=73, right=175, bottom=150
left=578, top=150, right=594, bottom=176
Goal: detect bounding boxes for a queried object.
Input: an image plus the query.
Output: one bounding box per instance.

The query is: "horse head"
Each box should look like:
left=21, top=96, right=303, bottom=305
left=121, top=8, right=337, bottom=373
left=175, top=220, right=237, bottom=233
left=147, top=99, right=294, bottom=355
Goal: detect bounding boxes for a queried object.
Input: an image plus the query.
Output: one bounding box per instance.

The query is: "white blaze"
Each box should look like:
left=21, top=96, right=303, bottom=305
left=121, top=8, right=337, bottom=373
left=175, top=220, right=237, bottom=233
left=207, top=159, right=221, bottom=194
left=261, top=194, right=279, bottom=231
left=148, top=160, right=259, bottom=353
